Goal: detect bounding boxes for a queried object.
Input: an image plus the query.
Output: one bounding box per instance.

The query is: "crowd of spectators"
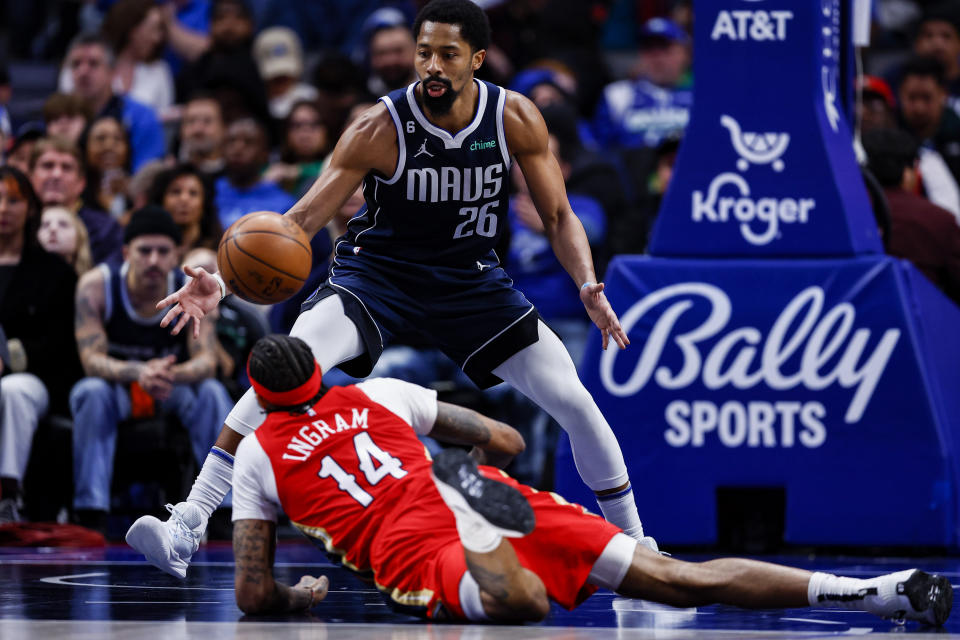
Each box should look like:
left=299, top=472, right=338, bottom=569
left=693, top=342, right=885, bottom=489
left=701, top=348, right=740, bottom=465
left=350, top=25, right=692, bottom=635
left=0, top=0, right=958, bottom=532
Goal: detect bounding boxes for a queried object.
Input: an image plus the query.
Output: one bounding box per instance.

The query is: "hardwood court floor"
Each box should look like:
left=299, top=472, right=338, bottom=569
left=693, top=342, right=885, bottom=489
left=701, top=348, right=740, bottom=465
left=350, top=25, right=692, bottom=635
left=1, top=542, right=957, bottom=639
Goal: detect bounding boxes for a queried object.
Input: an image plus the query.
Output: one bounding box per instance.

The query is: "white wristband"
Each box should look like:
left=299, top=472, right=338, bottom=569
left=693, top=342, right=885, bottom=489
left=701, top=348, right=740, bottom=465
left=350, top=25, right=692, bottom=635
left=213, top=272, right=228, bottom=301
left=580, top=281, right=596, bottom=291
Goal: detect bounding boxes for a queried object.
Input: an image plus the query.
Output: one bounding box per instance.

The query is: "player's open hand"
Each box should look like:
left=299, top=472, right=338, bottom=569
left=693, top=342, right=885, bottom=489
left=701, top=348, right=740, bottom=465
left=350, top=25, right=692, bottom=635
left=580, top=282, right=630, bottom=350
left=294, top=575, right=330, bottom=609
left=157, top=265, right=222, bottom=339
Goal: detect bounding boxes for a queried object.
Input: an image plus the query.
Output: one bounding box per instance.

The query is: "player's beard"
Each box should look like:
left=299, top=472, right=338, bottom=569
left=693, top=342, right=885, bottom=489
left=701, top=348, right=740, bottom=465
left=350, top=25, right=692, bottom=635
left=420, top=76, right=459, bottom=116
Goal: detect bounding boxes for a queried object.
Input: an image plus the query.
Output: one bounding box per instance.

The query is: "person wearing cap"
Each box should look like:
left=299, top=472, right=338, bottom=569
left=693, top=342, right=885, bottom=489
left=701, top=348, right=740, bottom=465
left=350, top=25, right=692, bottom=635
left=364, top=8, right=417, bottom=96
left=857, top=76, right=897, bottom=133
left=591, top=17, right=693, bottom=151
left=253, top=27, right=318, bottom=121
left=70, top=205, right=232, bottom=534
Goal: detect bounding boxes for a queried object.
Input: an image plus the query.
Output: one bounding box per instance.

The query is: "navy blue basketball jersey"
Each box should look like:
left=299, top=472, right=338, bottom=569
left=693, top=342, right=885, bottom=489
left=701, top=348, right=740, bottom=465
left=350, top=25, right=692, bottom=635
left=336, top=79, right=512, bottom=266
left=101, top=262, right=188, bottom=363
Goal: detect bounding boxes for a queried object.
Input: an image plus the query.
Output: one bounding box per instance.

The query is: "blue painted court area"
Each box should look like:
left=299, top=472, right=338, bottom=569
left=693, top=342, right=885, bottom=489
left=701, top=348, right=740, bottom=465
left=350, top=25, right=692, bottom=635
left=0, top=543, right=957, bottom=638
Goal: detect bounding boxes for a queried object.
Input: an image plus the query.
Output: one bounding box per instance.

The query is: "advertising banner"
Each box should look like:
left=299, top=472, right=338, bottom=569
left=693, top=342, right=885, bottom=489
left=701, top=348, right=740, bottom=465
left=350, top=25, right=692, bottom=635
left=649, top=0, right=881, bottom=257
left=556, top=255, right=960, bottom=546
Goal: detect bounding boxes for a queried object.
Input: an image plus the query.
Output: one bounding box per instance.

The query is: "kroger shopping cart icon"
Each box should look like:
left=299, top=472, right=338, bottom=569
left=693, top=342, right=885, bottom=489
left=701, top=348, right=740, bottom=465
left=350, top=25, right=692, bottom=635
left=720, top=115, right=789, bottom=172
left=691, top=114, right=814, bottom=246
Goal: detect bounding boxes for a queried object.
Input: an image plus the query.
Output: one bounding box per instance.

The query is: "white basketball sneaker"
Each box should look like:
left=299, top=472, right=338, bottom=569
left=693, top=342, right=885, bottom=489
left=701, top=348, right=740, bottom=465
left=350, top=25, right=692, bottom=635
left=126, top=502, right=206, bottom=579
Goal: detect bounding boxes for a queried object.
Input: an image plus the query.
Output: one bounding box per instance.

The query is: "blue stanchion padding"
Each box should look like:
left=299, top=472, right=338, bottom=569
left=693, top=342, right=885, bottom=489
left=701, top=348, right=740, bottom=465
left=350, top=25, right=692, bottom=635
left=556, top=255, right=960, bottom=546
left=648, top=0, right=881, bottom=257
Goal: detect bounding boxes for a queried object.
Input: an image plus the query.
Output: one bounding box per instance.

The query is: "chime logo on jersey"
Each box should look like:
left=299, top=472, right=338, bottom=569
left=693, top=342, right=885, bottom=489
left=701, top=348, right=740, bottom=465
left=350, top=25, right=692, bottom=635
left=406, top=163, right=504, bottom=203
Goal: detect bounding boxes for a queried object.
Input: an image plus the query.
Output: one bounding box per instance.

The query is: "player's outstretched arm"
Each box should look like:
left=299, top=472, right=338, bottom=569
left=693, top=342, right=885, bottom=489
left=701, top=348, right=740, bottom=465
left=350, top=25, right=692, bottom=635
left=431, top=402, right=525, bottom=468
left=156, top=265, right=223, bottom=339
left=505, top=92, right=629, bottom=350
left=233, top=519, right=329, bottom=615
left=283, top=103, right=399, bottom=238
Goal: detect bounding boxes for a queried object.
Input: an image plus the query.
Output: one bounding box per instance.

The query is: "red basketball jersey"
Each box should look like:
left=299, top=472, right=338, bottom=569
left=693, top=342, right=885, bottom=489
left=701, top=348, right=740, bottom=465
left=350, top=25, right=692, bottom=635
left=253, top=383, right=436, bottom=573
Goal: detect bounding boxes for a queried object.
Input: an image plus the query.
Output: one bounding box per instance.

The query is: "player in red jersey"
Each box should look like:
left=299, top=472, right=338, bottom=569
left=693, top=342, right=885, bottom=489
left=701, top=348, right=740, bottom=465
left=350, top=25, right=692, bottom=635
left=232, top=335, right=952, bottom=626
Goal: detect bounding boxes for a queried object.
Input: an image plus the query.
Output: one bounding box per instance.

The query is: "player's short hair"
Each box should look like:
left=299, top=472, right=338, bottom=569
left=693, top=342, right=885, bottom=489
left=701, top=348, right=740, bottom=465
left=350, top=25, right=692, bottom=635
left=900, top=55, right=947, bottom=88
left=413, top=0, right=491, bottom=53
left=248, top=335, right=325, bottom=413
left=861, top=128, right=919, bottom=188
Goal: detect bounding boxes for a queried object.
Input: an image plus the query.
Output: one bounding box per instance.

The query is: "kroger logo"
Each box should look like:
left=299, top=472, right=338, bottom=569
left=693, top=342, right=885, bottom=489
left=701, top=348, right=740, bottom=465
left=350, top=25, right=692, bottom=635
left=599, top=283, right=901, bottom=425
left=691, top=115, right=815, bottom=246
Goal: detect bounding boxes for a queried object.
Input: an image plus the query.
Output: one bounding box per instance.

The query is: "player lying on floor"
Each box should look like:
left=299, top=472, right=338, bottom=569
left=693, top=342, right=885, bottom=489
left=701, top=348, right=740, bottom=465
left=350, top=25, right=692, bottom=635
left=231, top=334, right=952, bottom=625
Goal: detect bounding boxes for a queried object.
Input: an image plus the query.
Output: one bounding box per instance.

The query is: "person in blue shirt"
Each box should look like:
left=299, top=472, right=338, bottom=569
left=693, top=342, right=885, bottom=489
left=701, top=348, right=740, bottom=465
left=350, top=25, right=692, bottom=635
left=64, top=33, right=166, bottom=172
left=591, top=17, right=693, bottom=150
left=214, top=117, right=295, bottom=229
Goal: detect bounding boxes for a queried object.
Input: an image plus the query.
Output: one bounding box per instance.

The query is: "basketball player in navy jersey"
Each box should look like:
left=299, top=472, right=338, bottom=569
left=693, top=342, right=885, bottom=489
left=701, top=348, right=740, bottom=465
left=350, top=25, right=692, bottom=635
left=127, top=0, right=653, bottom=578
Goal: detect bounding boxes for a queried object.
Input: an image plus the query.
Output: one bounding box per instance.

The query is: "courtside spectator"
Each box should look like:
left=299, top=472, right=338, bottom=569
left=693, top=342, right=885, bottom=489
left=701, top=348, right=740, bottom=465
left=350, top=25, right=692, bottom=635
left=592, top=17, right=692, bottom=150
left=70, top=206, right=231, bottom=533
left=897, top=56, right=960, bottom=221
left=148, top=164, right=222, bottom=256
left=863, top=128, right=960, bottom=306
left=896, top=3, right=960, bottom=119
left=30, top=137, right=123, bottom=266
left=5, top=124, right=45, bottom=175
left=43, top=93, right=93, bottom=145
left=364, top=9, right=417, bottom=96
left=858, top=76, right=897, bottom=132
left=176, top=0, right=269, bottom=124
left=102, top=0, right=175, bottom=116
left=79, top=115, right=132, bottom=220
left=214, top=117, right=294, bottom=229
left=178, top=93, right=226, bottom=179
left=312, top=52, right=367, bottom=144
left=0, top=167, right=83, bottom=523
left=252, top=27, right=317, bottom=121
left=38, top=206, right=94, bottom=276
left=62, top=33, right=165, bottom=172
left=264, top=100, right=328, bottom=198
left=159, top=0, right=213, bottom=73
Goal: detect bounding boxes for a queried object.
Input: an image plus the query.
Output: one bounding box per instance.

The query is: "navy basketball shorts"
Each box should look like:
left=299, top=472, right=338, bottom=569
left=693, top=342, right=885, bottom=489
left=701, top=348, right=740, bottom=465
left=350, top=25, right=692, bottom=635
left=301, top=254, right=541, bottom=388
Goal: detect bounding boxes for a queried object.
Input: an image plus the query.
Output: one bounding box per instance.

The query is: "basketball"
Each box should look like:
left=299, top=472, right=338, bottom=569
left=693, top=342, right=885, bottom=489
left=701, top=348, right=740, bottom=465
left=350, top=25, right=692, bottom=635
left=217, top=212, right=312, bottom=305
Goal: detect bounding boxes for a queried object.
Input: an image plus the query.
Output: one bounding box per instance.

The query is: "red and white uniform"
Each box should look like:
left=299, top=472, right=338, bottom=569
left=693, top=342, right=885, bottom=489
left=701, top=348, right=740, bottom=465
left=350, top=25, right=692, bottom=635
left=233, top=378, right=623, bottom=619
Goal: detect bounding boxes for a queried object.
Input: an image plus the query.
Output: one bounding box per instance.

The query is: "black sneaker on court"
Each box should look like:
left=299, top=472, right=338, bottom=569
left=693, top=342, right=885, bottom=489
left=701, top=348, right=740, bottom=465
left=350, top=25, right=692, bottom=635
left=866, top=569, right=953, bottom=626
left=897, top=570, right=952, bottom=626
left=431, top=448, right=535, bottom=538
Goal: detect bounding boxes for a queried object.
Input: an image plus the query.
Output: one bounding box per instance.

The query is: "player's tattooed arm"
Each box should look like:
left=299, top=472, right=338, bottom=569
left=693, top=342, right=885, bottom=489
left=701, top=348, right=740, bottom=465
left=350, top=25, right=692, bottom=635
left=171, top=311, right=218, bottom=384
left=233, top=519, right=329, bottom=614
left=74, top=270, right=144, bottom=383
left=431, top=402, right=525, bottom=468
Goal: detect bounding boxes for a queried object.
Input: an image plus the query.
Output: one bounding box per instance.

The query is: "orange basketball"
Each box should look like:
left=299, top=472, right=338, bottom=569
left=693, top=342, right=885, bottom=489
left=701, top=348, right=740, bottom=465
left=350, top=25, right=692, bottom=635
left=217, top=212, right=312, bottom=304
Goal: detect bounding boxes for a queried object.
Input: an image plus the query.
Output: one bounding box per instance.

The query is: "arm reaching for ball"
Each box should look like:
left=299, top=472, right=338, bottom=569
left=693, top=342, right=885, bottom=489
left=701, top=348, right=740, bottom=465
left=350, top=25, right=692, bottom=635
left=157, top=265, right=223, bottom=339
left=157, top=103, right=398, bottom=337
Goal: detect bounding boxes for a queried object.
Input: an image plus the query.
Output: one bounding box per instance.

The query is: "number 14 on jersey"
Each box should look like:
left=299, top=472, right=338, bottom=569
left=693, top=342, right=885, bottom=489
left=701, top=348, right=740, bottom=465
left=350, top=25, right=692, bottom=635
left=317, top=432, right=408, bottom=507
